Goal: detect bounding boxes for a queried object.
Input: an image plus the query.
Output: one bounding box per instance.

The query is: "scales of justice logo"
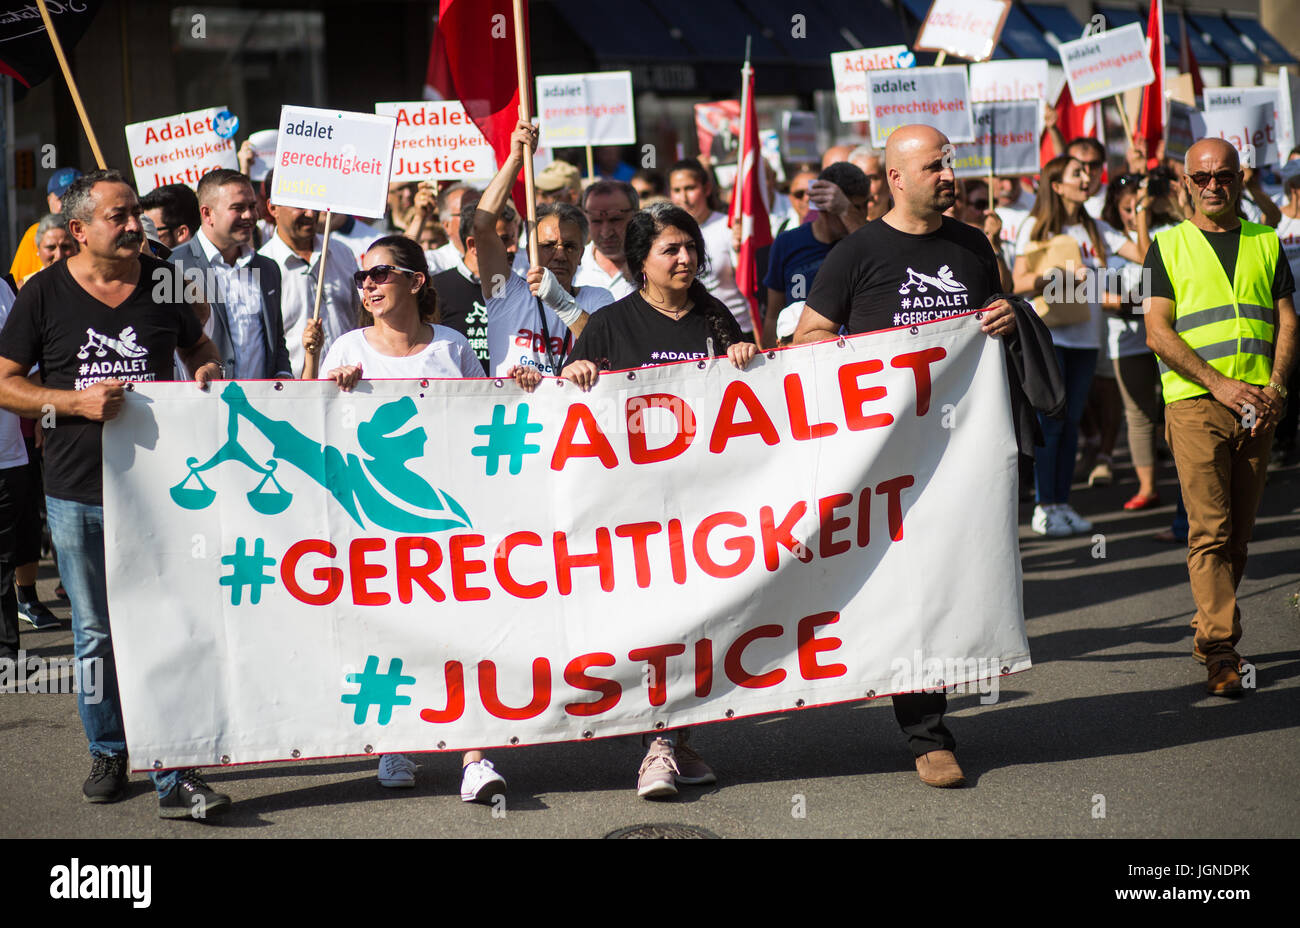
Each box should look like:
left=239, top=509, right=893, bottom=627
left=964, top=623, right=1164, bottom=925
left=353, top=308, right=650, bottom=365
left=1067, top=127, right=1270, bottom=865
left=169, top=382, right=472, bottom=532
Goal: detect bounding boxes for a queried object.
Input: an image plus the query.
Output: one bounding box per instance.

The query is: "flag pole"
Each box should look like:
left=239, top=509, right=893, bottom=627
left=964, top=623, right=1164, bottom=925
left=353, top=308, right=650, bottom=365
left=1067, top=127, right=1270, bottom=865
left=34, top=0, right=106, bottom=169
left=512, top=0, right=539, bottom=267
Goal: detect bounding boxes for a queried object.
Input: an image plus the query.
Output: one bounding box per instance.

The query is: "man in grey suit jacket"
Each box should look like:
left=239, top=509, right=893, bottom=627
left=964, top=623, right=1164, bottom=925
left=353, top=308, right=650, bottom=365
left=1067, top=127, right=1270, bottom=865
left=169, top=169, right=292, bottom=380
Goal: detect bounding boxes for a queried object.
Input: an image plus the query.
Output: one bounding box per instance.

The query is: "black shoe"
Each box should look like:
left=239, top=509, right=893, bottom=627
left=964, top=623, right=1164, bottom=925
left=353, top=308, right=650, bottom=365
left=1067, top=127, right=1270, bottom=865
left=17, top=599, right=60, bottom=630
left=83, top=753, right=128, bottom=803
left=158, top=769, right=232, bottom=820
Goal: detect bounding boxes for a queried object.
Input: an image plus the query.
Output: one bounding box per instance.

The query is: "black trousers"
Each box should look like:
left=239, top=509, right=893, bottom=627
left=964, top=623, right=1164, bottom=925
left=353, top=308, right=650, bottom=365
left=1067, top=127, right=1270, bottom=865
left=0, top=464, right=35, bottom=660
left=893, top=691, right=954, bottom=757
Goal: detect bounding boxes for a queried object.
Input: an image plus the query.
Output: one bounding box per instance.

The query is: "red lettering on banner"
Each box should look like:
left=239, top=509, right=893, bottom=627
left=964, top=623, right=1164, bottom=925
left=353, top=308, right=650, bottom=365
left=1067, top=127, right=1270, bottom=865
left=797, top=612, right=848, bottom=680
left=614, top=521, right=662, bottom=588
left=419, top=661, right=466, bottom=723
left=450, top=534, right=491, bottom=601
left=838, top=359, right=893, bottom=430
left=666, top=518, right=688, bottom=584
left=695, top=638, right=713, bottom=697
left=479, top=658, right=551, bottom=720
left=759, top=501, right=813, bottom=570
left=857, top=486, right=872, bottom=547
left=627, top=393, right=695, bottom=464
left=876, top=475, right=915, bottom=541
left=784, top=373, right=838, bottom=440
left=709, top=381, right=781, bottom=453
left=724, top=624, right=787, bottom=688
left=628, top=643, right=686, bottom=706
left=563, top=653, right=622, bottom=716
left=554, top=529, right=615, bottom=594
left=692, top=511, right=755, bottom=579
left=348, top=537, right=390, bottom=606
left=890, top=347, right=946, bottom=416
left=551, top=403, right=618, bottom=470
left=817, top=493, right=854, bottom=558
left=494, top=531, right=547, bottom=599
left=395, top=537, right=445, bottom=603
left=281, top=539, right=343, bottom=605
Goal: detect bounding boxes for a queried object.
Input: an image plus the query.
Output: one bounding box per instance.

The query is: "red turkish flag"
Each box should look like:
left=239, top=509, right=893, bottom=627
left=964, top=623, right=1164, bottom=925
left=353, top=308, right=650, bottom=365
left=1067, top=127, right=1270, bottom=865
left=729, top=63, right=771, bottom=337
left=1178, top=10, right=1205, bottom=99
left=1042, top=82, right=1099, bottom=168
left=1137, top=0, right=1165, bottom=167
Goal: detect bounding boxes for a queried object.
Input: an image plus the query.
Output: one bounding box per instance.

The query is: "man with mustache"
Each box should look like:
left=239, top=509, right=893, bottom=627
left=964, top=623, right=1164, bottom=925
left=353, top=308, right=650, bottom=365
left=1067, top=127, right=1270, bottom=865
left=0, top=169, right=231, bottom=817
left=1143, top=138, right=1297, bottom=697
left=257, top=170, right=362, bottom=379
left=574, top=180, right=638, bottom=300
left=794, top=125, right=1017, bottom=790
left=169, top=169, right=292, bottom=382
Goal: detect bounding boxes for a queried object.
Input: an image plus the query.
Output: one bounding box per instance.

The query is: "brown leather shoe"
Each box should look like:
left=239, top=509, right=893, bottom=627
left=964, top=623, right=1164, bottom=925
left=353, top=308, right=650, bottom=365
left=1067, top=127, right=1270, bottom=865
left=1206, top=659, right=1244, bottom=697
left=915, top=750, right=966, bottom=788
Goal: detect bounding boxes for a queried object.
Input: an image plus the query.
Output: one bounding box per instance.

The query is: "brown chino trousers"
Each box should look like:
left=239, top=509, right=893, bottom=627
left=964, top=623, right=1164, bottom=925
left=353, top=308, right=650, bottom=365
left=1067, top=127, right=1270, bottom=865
left=1164, top=396, right=1276, bottom=662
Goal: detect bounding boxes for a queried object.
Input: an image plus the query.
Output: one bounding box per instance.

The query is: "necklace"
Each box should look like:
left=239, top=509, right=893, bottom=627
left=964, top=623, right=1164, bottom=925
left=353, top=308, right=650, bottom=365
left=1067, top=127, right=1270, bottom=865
left=370, top=323, right=430, bottom=358
left=642, top=290, right=692, bottom=319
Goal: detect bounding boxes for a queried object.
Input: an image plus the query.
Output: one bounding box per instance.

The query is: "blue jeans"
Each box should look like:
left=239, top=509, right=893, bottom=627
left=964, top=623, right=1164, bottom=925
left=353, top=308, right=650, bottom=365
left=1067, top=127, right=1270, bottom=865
left=1035, top=347, right=1098, bottom=505
left=45, top=496, right=179, bottom=794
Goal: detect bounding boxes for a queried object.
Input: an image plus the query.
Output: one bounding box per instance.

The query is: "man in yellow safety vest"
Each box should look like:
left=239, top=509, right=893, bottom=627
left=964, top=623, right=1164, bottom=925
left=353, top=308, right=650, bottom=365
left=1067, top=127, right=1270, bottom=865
left=1144, top=138, right=1297, bottom=697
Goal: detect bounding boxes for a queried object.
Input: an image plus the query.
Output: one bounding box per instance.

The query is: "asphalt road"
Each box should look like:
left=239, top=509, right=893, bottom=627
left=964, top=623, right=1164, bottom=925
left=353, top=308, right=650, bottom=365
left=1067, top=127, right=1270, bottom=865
left=3, top=456, right=1297, bottom=840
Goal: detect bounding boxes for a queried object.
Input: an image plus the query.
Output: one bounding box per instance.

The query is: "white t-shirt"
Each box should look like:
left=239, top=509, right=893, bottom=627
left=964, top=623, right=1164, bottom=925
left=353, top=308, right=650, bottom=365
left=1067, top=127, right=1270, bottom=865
left=994, top=204, right=1031, bottom=267
left=427, top=241, right=463, bottom=273
left=1276, top=213, right=1300, bottom=283
left=573, top=241, right=636, bottom=300
left=320, top=325, right=484, bottom=380
left=0, top=282, right=29, bottom=469
left=1017, top=216, right=1126, bottom=350
left=486, top=270, right=613, bottom=377
left=1103, top=222, right=1175, bottom=359
left=698, top=211, right=753, bottom=334
left=1084, top=189, right=1106, bottom=220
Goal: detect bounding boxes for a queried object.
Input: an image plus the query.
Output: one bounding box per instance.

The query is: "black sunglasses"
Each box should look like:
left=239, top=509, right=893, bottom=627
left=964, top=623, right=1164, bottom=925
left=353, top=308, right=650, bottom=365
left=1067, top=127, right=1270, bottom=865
left=354, top=264, right=418, bottom=288
left=1188, top=170, right=1240, bottom=190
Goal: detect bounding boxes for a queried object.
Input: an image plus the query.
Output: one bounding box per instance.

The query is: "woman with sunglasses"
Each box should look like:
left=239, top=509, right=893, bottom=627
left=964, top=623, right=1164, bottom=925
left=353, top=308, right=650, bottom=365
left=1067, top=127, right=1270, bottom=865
left=1013, top=154, right=1140, bottom=536
left=313, top=235, right=505, bottom=803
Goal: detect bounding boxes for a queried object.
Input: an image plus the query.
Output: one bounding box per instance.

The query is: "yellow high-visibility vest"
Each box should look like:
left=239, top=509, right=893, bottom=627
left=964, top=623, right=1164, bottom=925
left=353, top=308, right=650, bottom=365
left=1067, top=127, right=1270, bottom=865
left=1154, top=219, right=1278, bottom=403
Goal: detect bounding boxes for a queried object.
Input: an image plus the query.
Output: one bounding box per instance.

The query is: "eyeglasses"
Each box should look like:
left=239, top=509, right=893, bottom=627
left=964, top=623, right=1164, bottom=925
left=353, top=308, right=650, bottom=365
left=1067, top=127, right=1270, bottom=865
left=790, top=189, right=809, bottom=200
left=353, top=264, right=418, bottom=288
left=1188, top=170, right=1239, bottom=190
left=1074, top=158, right=1104, bottom=172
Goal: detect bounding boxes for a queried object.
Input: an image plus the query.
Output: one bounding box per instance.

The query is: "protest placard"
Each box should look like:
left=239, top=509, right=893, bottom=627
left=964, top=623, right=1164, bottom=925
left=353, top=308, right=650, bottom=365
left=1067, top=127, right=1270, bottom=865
left=1058, top=22, right=1154, bottom=106
left=271, top=106, right=397, bottom=218
left=951, top=100, right=1042, bottom=178
left=968, top=59, right=1049, bottom=103
left=124, top=106, right=238, bottom=194
left=695, top=100, right=740, bottom=162
left=781, top=111, right=819, bottom=163
left=1166, top=101, right=1197, bottom=161
left=830, top=45, right=916, bottom=123
left=868, top=66, right=975, bottom=146
left=913, top=0, right=1011, bottom=63
left=375, top=101, right=497, bottom=182
left=103, top=317, right=1029, bottom=768
left=1278, top=68, right=1299, bottom=156
left=536, top=71, right=636, bottom=148
left=1196, top=102, right=1279, bottom=168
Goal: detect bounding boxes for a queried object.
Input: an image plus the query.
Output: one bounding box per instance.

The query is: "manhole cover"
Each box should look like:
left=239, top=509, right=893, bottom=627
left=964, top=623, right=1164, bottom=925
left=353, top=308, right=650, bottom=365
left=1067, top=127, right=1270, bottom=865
left=605, top=823, right=720, bottom=839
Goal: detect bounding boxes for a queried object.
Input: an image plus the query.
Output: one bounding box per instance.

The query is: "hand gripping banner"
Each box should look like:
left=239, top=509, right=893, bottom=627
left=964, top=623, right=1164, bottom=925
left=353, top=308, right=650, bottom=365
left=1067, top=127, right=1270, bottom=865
left=103, top=313, right=1030, bottom=770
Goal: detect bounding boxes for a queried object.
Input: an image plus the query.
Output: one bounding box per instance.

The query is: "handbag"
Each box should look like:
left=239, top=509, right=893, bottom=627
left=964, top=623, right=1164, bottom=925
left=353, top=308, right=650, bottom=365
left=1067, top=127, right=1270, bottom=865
left=1020, top=234, right=1092, bottom=328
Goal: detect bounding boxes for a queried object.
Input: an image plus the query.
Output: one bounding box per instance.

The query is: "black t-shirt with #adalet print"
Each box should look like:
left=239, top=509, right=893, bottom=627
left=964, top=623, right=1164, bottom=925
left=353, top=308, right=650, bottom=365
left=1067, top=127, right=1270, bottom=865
left=565, top=290, right=743, bottom=372
left=806, top=216, right=1002, bottom=335
left=0, top=254, right=203, bottom=504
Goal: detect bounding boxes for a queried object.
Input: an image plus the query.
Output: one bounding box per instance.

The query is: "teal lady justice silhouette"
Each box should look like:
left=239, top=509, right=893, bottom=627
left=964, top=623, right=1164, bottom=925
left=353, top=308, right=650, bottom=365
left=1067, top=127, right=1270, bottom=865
left=170, top=382, right=472, bottom=532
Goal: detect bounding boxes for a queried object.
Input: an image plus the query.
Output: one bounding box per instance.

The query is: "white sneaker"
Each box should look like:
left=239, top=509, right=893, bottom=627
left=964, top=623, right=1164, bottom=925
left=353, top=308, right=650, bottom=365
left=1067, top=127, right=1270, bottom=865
left=1031, top=504, right=1071, bottom=537
left=1057, top=504, right=1093, bottom=534
left=460, top=759, right=506, bottom=803
left=377, top=753, right=417, bottom=788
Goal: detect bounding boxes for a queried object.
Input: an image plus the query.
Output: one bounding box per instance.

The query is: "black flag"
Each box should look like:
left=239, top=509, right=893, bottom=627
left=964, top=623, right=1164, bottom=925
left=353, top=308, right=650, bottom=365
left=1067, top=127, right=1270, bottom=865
left=0, top=1, right=103, bottom=88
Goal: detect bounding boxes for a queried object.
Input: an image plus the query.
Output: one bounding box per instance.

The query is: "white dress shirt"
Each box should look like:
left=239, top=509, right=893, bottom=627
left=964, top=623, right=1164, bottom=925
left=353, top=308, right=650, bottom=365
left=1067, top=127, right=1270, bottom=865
left=573, top=241, right=636, bottom=299
left=197, top=229, right=265, bottom=380
left=259, top=230, right=362, bottom=377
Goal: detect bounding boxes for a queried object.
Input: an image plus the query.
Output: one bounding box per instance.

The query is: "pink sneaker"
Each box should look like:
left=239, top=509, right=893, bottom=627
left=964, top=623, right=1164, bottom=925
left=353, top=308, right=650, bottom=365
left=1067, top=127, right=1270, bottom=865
left=636, top=738, right=679, bottom=799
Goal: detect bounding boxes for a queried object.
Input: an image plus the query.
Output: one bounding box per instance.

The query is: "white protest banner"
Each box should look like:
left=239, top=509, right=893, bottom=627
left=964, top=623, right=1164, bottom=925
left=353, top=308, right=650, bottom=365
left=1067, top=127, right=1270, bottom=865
left=1058, top=22, right=1154, bottom=106
left=536, top=71, right=636, bottom=148
left=1166, top=101, right=1197, bottom=162
left=124, top=106, right=238, bottom=194
left=914, top=0, right=1011, bottom=63
left=951, top=100, right=1042, bottom=178
left=103, top=317, right=1029, bottom=769
left=781, top=111, right=819, bottom=163
left=375, top=101, right=497, bottom=182
left=1204, top=86, right=1282, bottom=165
left=271, top=106, right=396, bottom=218
left=830, top=45, right=916, bottom=123
left=1196, top=103, right=1279, bottom=168
left=868, top=66, right=975, bottom=146
left=968, top=59, right=1049, bottom=103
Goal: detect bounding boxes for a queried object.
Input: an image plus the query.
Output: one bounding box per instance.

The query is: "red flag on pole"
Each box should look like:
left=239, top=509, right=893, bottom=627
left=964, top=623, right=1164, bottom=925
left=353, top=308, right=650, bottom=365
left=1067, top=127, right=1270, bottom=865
left=1178, top=10, right=1204, bottom=99
left=426, top=0, right=531, bottom=209
left=1042, top=82, right=1099, bottom=167
left=1137, top=0, right=1164, bottom=166
left=730, top=54, right=771, bottom=337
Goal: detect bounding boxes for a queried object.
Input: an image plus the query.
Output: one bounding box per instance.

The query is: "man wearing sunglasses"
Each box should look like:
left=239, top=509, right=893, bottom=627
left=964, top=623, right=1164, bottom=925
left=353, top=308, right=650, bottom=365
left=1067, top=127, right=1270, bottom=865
left=1143, top=138, right=1297, bottom=698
